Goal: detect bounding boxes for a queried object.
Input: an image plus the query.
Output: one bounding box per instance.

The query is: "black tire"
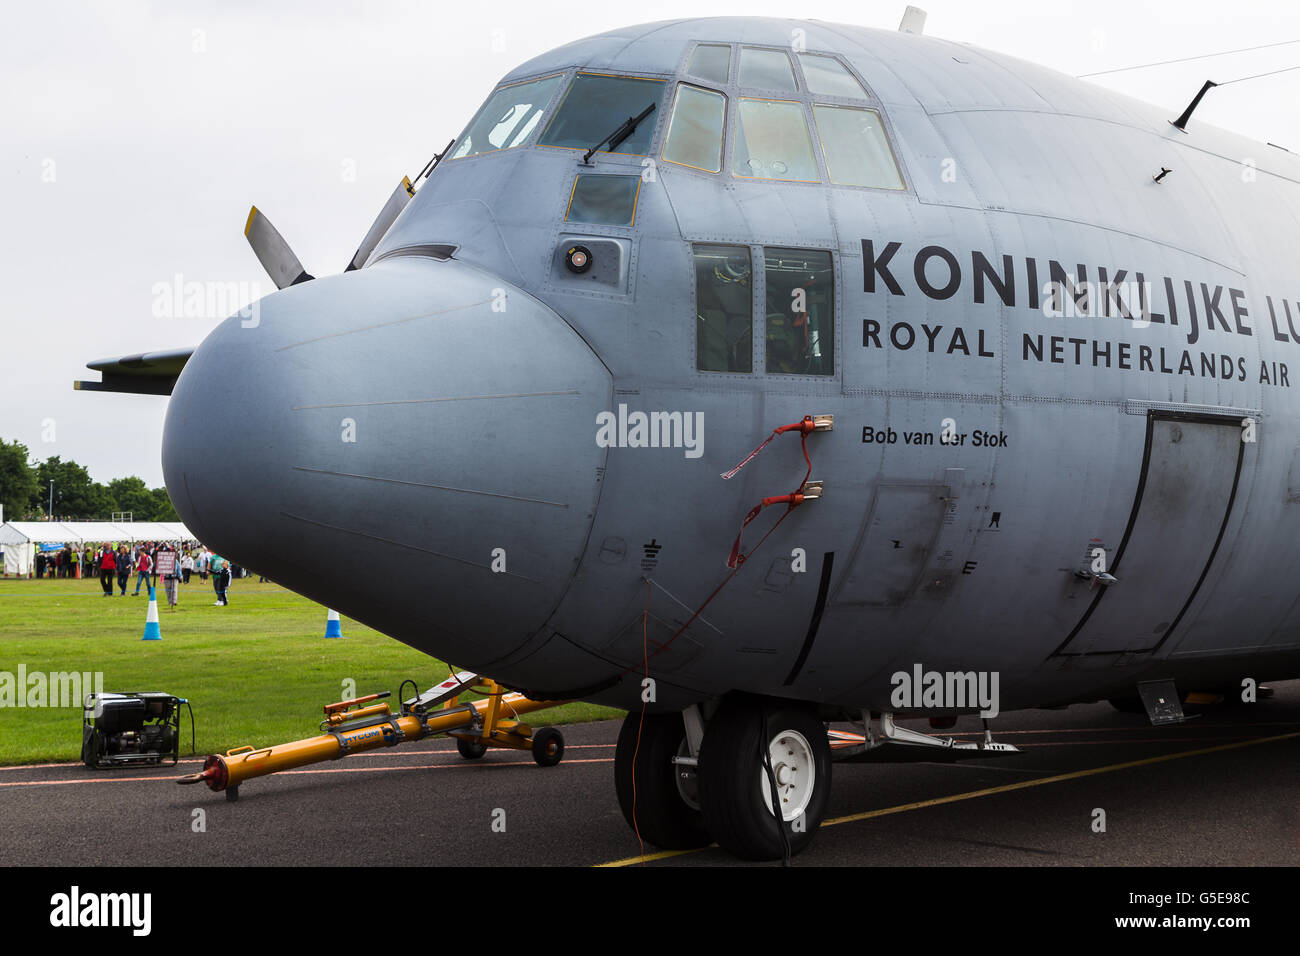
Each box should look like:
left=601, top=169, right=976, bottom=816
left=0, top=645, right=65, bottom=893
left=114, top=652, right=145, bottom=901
left=614, top=712, right=711, bottom=851
left=456, top=736, right=488, bottom=760
left=531, top=727, right=564, bottom=767
left=697, top=696, right=831, bottom=861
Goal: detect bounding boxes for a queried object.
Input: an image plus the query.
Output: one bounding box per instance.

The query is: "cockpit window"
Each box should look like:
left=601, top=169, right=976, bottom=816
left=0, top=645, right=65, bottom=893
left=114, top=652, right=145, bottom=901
left=566, top=174, right=641, bottom=226
left=733, top=99, right=818, bottom=182
left=449, top=74, right=563, bottom=160
left=797, top=53, right=867, bottom=99
left=813, top=106, right=903, bottom=189
left=688, top=44, right=731, bottom=84
left=663, top=84, right=726, bottom=173
left=765, top=248, right=834, bottom=375
left=695, top=244, right=753, bottom=373
left=739, top=47, right=797, bottom=92
left=539, top=73, right=665, bottom=155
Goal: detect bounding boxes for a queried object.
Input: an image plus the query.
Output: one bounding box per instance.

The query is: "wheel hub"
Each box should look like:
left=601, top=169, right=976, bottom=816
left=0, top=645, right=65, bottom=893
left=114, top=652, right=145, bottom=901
left=759, top=729, right=815, bottom=822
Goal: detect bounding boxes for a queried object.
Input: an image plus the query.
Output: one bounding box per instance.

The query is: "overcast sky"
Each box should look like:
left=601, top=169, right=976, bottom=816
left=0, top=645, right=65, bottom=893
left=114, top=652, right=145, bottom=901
left=3, top=0, right=1297, bottom=490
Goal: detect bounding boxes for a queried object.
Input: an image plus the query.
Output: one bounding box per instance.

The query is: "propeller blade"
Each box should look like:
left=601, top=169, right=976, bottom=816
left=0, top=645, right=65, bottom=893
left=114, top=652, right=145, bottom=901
left=344, top=176, right=415, bottom=272
left=244, top=205, right=314, bottom=289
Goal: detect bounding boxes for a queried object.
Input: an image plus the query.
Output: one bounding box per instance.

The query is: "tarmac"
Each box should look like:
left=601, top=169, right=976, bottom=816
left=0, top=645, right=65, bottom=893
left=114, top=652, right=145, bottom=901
left=2, top=683, right=1297, bottom=867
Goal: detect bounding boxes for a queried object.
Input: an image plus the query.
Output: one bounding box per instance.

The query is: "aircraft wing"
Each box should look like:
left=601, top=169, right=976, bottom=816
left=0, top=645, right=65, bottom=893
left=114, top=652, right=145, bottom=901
left=74, top=347, right=195, bottom=395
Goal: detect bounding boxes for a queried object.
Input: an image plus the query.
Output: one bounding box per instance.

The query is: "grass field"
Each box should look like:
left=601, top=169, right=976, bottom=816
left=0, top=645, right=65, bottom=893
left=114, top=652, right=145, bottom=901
left=0, top=576, right=622, bottom=764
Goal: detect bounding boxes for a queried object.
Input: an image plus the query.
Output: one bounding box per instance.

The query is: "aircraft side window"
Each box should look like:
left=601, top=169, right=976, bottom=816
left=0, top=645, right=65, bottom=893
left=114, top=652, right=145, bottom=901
left=538, top=74, right=666, bottom=155
left=688, top=43, right=731, bottom=84
left=739, top=47, right=797, bottom=91
left=694, top=244, right=752, bottom=373
left=449, top=74, right=564, bottom=159
left=566, top=174, right=641, bottom=226
left=733, top=99, right=819, bottom=182
left=765, top=248, right=834, bottom=376
left=812, top=105, right=904, bottom=189
left=796, top=53, right=868, bottom=99
left=663, top=85, right=726, bottom=173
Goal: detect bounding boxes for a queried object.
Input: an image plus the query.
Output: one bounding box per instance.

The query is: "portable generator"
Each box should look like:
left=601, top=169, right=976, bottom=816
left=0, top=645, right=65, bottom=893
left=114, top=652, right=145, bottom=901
left=82, top=692, right=193, bottom=768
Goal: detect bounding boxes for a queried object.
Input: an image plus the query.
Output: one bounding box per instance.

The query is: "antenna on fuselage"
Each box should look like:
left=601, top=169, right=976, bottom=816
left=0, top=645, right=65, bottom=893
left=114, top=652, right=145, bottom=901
left=1169, top=79, right=1218, bottom=132
left=1169, top=65, right=1300, bottom=133
left=898, top=6, right=927, bottom=34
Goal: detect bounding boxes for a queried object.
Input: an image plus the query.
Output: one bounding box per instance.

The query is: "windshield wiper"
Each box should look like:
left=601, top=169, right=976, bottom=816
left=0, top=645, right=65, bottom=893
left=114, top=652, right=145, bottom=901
left=582, top=102, right=656, bottom=164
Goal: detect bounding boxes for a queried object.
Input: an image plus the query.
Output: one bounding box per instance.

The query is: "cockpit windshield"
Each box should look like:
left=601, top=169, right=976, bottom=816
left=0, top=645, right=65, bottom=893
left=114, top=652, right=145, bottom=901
left=450, top=74, right=564, bottom=160
left=539, top=73, right=665, bottom=155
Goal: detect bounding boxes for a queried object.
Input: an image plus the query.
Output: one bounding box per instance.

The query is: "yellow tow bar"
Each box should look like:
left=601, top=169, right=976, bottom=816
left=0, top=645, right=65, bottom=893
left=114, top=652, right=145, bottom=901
left=177, top=672, right=567, bottom=800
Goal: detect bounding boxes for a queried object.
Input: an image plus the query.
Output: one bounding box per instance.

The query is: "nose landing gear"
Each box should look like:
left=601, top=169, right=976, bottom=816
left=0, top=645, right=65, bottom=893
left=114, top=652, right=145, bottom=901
left=613, top=713, right=711, bottom=850
left=613, top=695, right=832, bottom=861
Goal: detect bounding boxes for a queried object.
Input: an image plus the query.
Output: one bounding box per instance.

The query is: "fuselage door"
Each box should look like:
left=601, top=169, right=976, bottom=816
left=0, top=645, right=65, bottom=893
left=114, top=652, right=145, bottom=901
left=1053, top=411, right=1246, bottom=656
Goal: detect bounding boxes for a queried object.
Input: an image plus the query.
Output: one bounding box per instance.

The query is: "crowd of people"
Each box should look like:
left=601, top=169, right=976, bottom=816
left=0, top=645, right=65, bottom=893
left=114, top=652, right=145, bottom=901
left=30, top=541, right=253, bottom=608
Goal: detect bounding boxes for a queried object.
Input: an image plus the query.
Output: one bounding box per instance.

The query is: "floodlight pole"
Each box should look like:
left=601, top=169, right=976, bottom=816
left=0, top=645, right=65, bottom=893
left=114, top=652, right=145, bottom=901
left=48, top=481, right=53, bottom=520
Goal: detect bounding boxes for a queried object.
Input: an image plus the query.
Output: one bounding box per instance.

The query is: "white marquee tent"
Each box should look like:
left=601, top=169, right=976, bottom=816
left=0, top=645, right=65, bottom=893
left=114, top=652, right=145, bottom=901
left=0, top=521, right=195, bottom=577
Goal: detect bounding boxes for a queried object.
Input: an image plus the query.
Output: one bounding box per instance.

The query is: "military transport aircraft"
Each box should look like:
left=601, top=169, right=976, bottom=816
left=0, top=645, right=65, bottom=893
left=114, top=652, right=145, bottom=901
left=76, top=11, right=1300, bottom=860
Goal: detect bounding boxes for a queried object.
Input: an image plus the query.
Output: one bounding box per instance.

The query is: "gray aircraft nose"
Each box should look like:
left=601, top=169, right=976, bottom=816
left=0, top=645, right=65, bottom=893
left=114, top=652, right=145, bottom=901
left=163, top=257, right=612, bottom=667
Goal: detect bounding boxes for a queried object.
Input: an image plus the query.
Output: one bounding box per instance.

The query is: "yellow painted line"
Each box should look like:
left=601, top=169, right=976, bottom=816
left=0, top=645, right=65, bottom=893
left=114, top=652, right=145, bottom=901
left=592, top=730, right=1300, bottom=867
left=594, top=846, right=704, bottom=867
left=823, top=730, right=1300, bottom=827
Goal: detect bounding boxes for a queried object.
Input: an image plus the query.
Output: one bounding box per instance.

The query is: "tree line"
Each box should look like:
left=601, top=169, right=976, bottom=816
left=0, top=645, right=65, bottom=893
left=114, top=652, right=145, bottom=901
left=0, top=439, right=177, bottom=522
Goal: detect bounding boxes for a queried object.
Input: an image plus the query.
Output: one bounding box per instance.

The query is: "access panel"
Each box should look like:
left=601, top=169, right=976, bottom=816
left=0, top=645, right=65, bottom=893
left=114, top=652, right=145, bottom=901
left=832, top=482, right=949, bottom=608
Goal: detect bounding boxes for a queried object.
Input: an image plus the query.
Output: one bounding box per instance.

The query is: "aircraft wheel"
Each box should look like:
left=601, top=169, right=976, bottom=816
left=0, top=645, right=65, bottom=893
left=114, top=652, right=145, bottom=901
left=614, top=712, right=711, bottom=850
left=456, top=736, right=488, bottom=760
left=697, top=696, right=831, bottom=861
left=532, top=727, right=564, bottom=766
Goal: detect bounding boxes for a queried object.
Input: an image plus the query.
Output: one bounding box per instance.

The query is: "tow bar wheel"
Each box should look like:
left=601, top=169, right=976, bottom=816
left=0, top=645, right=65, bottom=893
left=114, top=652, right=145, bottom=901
left=532, top=726, right=564, bottom=766
left=456, top=736, right=488, bottom=760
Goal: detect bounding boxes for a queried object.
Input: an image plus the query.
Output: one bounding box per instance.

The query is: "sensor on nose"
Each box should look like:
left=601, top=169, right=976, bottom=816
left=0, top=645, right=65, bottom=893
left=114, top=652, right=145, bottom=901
left=565, top=244, right=593, bottom=273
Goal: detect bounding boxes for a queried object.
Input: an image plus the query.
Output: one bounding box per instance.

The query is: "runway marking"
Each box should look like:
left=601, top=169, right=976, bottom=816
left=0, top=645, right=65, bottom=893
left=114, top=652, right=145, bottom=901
left=991, top=735, right=1280, bottom=747
left=0, top=774, right=182, bottom=787
left=0, top=742, right=616, bottom=773
left=593, top=729, right=1300, bottom=867
left=594, top=848, right=697, bottom=867
left=9, top=734, right=1244, bottom=777
left=820, top=730, right=1300, bottom=827
left=281, top=757, right=612, bottom=776
left=916, top=720, right=1300, bottom=737
left=0, top=757, right=615, bottom=788
left=0, top=743, right=617, bottom=776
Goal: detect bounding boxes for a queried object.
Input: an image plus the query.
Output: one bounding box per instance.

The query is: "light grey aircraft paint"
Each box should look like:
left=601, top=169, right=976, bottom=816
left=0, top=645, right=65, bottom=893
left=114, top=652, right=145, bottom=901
left=100, top=17, right=1300, bottom=720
